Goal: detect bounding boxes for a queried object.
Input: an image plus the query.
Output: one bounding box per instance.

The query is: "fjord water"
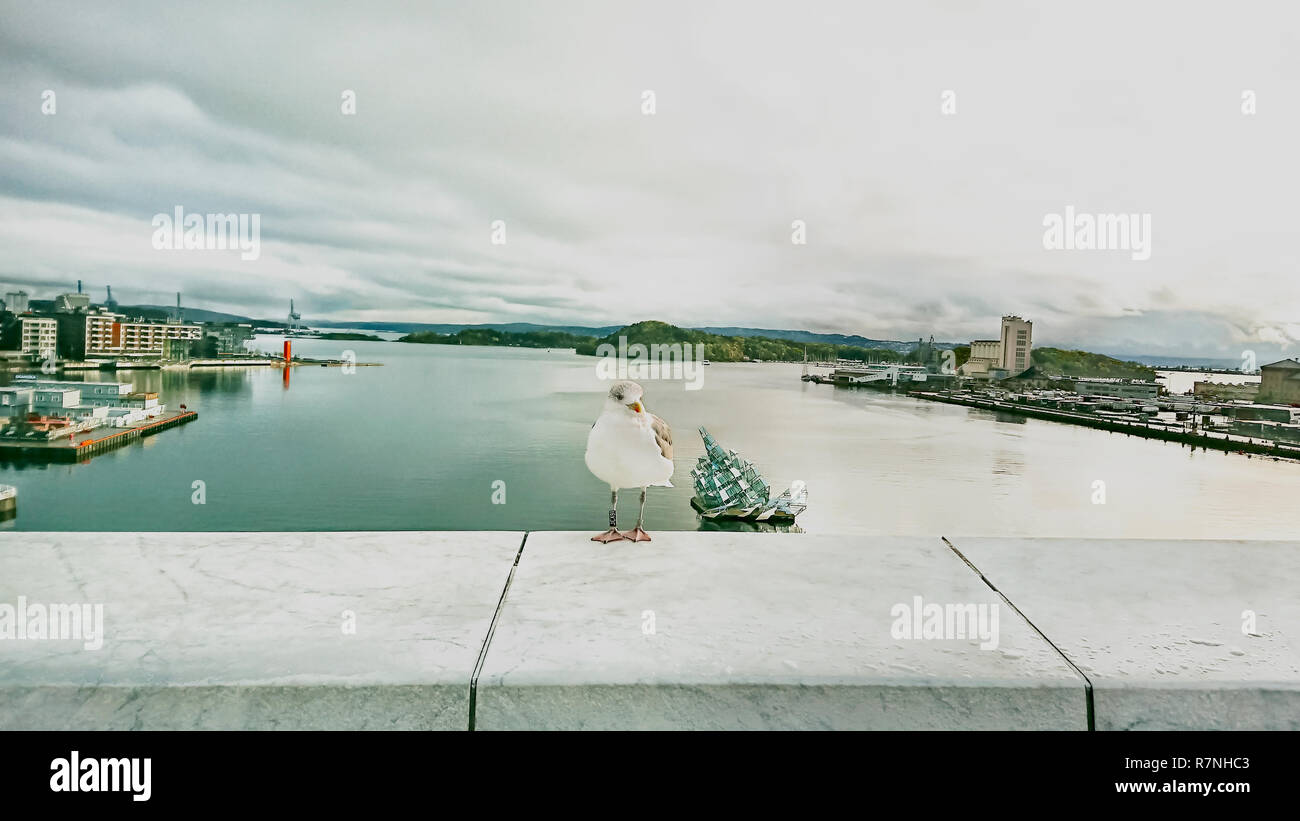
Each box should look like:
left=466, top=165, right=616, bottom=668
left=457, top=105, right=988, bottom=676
left=3, top=338, right=1297, bottom=537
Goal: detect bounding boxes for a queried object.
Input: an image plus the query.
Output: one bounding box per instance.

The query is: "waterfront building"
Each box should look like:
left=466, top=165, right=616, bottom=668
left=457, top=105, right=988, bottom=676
left=1257, top=359, right=1300, bottom=405
left=1193, top=381, right=1260, bottom=401
left=23, top=380, right=161, bottom=415
left=0, top=387, right=35, bottom=415
left=959, top=340, right=1001, bottom=377
left=55, top=307, right=201, bottom=359
left=957, top=316, right=1033, bottom=378
left=33, top=387, right=82, bottom=412
left=999, top=316, right=1033, bottom=375
left=16, top=316, right=58, bottom=356
left=202, top=323, right=256, bottom=355
left=1230, top=404, right=1300, bottom=424
left=1073, top=379, right=1160, bottom=399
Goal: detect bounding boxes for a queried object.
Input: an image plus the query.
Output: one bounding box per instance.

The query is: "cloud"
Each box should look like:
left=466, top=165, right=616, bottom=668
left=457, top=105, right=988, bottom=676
left=0, top=0, right=1297, bottom=354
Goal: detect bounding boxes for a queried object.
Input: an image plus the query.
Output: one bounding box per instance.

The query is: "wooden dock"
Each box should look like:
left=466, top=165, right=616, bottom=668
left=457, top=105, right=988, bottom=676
left=0, top=410, right=198, bottom=462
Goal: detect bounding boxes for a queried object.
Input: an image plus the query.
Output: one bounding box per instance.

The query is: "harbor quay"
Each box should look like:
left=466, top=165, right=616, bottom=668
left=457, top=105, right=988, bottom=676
left=2, top=531, right=1294, bottom=731
left=909, top=389, right=1300, bottom=460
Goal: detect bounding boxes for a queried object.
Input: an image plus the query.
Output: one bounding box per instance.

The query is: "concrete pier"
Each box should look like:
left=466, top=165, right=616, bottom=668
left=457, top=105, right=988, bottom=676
left=1, top=531, right=1296, bottom=730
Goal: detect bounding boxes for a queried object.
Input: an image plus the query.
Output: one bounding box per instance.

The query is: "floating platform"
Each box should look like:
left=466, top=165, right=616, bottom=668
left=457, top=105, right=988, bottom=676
left=0, top=410, right=197, bottom=462
left=688, top=495, right=799, bottom=523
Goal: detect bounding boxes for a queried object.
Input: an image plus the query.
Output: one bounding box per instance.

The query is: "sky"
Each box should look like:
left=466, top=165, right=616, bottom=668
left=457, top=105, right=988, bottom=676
left=0, top=0, right=1297, bottom=359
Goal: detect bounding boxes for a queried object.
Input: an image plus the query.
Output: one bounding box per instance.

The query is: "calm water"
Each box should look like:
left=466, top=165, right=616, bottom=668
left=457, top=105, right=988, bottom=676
left=3, top=338, right=1298, bottom=538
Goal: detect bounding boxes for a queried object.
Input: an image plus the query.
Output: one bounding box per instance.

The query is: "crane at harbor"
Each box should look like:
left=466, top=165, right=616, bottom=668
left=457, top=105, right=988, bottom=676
left=287, top=299, right=302, bottom=330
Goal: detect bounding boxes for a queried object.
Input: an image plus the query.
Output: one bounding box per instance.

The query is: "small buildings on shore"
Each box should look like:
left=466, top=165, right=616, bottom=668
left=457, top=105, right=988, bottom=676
left=0, top=379, right=167, bottom=442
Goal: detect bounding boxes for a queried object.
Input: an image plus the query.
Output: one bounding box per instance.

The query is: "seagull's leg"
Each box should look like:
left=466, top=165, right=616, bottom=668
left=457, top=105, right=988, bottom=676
left=592, top=488, right=626, bottom=542
left=623, top=487, right=652, bottom=541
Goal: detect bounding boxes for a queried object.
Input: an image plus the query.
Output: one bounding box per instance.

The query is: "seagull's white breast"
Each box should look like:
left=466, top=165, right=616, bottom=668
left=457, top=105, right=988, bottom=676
left=585, top=410, right=674, bottom=490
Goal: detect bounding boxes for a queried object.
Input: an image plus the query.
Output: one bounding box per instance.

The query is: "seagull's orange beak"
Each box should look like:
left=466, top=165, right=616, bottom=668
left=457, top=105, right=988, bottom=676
left=628, top=401, right=643, bottom=413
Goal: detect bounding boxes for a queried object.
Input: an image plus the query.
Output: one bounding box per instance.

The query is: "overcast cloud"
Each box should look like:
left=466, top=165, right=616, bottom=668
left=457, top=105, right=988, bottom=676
left=1, top=0, right=1297, bottom=357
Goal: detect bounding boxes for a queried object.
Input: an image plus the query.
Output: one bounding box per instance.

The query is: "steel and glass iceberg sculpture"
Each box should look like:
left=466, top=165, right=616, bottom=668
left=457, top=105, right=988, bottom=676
left=689, top=427, right=807, bottom=523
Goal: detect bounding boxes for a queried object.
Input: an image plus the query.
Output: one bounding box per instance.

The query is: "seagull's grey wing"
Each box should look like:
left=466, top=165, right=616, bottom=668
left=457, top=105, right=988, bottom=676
left=650, top=413, right=673, bottom=461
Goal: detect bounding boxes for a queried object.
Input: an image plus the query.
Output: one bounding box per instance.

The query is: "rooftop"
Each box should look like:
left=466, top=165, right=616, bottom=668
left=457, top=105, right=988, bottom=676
left=2, top=531, right=1295, bottom=730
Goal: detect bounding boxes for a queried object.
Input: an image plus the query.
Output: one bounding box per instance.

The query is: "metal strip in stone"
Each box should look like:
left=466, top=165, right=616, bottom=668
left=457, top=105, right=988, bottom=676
left=944, top=537, right=1300, bottom=730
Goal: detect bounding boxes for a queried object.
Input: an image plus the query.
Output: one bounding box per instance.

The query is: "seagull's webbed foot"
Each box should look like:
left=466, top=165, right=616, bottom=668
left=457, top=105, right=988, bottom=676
left=591, top=528, right=627, bottom=543
left=621, top=526, right=652, bottom=542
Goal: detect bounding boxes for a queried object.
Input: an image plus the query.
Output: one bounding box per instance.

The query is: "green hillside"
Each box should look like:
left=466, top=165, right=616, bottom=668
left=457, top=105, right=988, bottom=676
left=581, top=321, right=904, bottom=362
left=1030, top=347, right=1156, bottom=379
left=399, top=320, right=905, bottom=363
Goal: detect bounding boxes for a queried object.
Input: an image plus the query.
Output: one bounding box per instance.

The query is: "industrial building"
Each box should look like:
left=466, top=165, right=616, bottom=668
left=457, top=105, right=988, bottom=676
left=1073, top=379, right=1160, bottom=400
left=1193, top=381, right=1260, bottom=401
left=999, top=315, right=1032, bottom=374
left=3, top=291, right=29, bottom=313
left=1257, top=359, right=1300, bottom=405
left=958, top=316, right=1034, bottom=379
left=960, top=340, right=1003, bottom=377
left=201, top=323, right=256, bottom=355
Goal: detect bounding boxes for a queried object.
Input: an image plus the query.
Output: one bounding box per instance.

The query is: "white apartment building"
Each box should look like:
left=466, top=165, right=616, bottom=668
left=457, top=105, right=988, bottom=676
left=77, top=310, right=201, bottom=355
left=19, top=316, right=58, bottom=356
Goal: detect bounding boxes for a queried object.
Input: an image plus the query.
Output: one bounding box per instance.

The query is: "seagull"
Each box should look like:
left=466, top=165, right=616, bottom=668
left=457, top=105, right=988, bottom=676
left=585, top=380, right=674, bottom=542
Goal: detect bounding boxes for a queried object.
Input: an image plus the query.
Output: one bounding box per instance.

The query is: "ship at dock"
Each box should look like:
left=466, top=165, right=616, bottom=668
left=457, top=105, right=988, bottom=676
left=807, top=361, right=958, bottom=389
left=689, top=427, right=807, bottom=523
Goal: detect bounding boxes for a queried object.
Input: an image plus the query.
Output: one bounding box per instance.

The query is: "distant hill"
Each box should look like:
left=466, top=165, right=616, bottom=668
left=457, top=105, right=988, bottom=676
left=1030, top=347, right=1156, bottom=379
left=124, top=304, right=259, bottom=323
left=28, top=302, right=260, bottom=324
left=400, top=320, right=912, bottom=363
left=697, top=327, right=961, bottom=353
left=399, top=326, right=596, bottom=350
left=315, top=320, right=621, bottom=336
